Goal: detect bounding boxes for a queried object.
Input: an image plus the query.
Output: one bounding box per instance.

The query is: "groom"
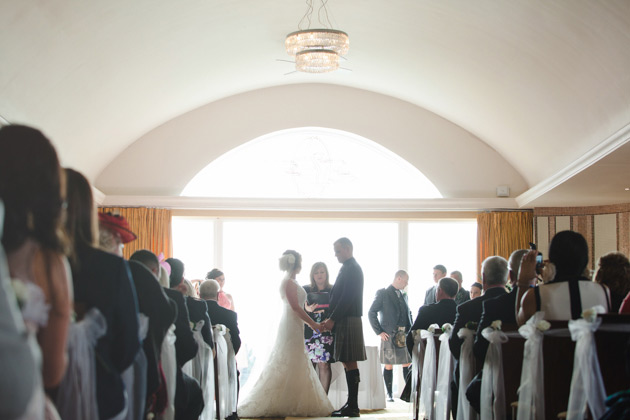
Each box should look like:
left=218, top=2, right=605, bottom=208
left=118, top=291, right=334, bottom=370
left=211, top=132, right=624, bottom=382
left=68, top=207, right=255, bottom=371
left=322, top=237, right=367, bottom=417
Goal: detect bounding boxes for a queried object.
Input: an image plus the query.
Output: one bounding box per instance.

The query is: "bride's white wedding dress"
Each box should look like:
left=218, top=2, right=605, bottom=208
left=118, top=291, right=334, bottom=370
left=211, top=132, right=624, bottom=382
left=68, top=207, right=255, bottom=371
left=237, top=275, right=334, bottom=418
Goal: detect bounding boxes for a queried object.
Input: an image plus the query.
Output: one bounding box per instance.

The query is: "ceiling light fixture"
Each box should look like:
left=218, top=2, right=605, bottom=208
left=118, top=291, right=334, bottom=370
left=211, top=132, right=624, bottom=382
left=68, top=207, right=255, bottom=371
left=285, top=0, right=349, bottom=73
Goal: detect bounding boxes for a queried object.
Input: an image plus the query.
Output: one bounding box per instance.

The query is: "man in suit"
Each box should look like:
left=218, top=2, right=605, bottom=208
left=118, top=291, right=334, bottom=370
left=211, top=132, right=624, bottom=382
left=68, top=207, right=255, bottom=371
left=424, top=264, right=447, bottom=305
left=406, top=276, right=459, bottom=354
left=322, top=237, right=366, bottom=417
left=448, top=256, right=509, bottom=416
left=200, top=279, right=241, bottom=354
left=400, top=276, right=459, bottom=402
left=200, top=278, right=241, bottom=420
left=128, top=253, right=178, bottom=417
left=368, top=270, right=412, bottom=401
left=451, top=270, right=471, bottom=305
left=473, top=249, right=528, bottom=362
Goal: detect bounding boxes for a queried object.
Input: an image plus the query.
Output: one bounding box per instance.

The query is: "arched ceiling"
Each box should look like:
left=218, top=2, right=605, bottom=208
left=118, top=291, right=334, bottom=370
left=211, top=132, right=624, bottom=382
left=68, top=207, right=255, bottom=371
left=2, top=1, right=630, bottom=209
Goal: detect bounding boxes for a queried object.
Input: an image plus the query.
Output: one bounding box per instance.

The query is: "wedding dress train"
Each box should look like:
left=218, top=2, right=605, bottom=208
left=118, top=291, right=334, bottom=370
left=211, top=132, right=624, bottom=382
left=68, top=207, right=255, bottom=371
left=237, top=275, right=334, bottom=418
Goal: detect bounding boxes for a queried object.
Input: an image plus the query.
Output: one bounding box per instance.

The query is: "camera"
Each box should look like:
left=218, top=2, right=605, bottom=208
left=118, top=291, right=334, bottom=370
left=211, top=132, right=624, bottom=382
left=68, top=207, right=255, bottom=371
left=530, top=242, right=543, bottom=274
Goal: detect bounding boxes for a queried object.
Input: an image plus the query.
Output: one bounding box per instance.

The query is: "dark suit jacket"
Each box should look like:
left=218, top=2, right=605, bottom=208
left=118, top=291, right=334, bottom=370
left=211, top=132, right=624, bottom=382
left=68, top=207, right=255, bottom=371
left=424, top=285, right=437, bottom=305
left=406, top=299, right=457, bottom=353
left=449, top=286, right=507, bottom=361
left=72, top=246, right=141, bottom=419
left=329, top=257, right=364, bottom=321
left=128, top=261, right=177, bottom=403
left=164, top=288, right=198, bottom=366
left=473, top=287, right=519, bottom=362
left=186, top=296, right=214, bottom=349
left=206, top=299, right=241, bottom=354
left=368, top=285, right=412, bottom=336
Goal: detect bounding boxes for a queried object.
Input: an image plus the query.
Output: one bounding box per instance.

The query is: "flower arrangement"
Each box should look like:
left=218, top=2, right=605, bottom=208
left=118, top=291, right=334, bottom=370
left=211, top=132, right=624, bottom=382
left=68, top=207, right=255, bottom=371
left=490, top=319, right=502, bottom=330
left=279, top=253, right=296, bottom=271
left=581, top=305, right=605, bottom=323
left=536, top=319, right=551, bottom=332
left=441, top=323, right=453, bottom=334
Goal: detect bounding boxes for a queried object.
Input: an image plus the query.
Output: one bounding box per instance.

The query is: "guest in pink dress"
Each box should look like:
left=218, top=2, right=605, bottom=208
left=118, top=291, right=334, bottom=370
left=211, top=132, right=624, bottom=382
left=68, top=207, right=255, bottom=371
left=206, top=268, right=234, bottom=310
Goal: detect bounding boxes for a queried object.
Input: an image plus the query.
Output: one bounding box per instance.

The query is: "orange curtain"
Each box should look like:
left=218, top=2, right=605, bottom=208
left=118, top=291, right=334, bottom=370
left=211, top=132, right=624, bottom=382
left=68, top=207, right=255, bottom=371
left=477, top=211, right=533, bottom=276
left=98, top=207, right=172, bottom=260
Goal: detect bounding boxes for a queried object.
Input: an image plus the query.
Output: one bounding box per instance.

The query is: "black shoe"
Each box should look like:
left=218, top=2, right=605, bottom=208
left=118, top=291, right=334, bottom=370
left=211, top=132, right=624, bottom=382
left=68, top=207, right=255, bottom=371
left=331, top=405, right=360, bottom=417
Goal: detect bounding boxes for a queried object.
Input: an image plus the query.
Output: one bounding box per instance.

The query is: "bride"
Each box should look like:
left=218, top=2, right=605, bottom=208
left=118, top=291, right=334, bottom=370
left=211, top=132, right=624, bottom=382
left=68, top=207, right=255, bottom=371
left=237, top=250, right=334, bottom=418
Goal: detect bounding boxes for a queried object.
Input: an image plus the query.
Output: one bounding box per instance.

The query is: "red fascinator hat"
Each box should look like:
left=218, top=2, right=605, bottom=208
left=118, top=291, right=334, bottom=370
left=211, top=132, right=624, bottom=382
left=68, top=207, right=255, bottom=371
left=98, top=212, right=137, bottom=244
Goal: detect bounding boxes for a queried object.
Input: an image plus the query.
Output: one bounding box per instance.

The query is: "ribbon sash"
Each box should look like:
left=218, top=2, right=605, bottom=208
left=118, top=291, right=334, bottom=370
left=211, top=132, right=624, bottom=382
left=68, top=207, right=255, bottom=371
left=566, top=314, right=606, bottom=420
left=480, top=327, right=508, bottom=420
left=456, top=328, right=477, bottom=420
left=435, top=324, right=454, bottom=420
left=517, top=312, right=546, bottom=420
left=419, top=328, right=438, bottom=420
left=411, top=330, right=426, bottom=417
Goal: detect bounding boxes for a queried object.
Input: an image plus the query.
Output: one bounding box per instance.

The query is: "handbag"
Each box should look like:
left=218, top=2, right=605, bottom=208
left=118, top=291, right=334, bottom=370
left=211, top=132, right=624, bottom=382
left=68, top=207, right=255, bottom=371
left=394, top=326, right=407, bottom=348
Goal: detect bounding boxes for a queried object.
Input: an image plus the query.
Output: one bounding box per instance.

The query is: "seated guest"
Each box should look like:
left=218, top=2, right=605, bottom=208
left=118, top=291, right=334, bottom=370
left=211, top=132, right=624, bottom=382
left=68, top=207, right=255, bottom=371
left=470, top=282, right=483, bottom=299
left=450, top=257, right=508, bottom=360
left=406, top=277, right=459, bottom=354
left=164, top=257, right=204, bottom=420
left=451, top=271, right=471, bottom=305
left=1, top=126, right=73, bottom=420
left=200, top=279, right=241, bottom=354
left=473, top=249, right=528, bottom=362
left=200, top=279, right=241, bottom=420
left=594, top=251, right=630, bottom=312
left=128, top=250, right=178, bottom=417
left=98, top=211, right=137, bottom=257
left=0, top=205, right=37, bottom=420
left=400, top=276, right=458, bottom=402
left=449, top=256, right=508, bottom=417
left=168, top=259, right=214, bottom=349
left=517, top=231, right=611, bottom=324
left=66, top=169, right=142, bottom=420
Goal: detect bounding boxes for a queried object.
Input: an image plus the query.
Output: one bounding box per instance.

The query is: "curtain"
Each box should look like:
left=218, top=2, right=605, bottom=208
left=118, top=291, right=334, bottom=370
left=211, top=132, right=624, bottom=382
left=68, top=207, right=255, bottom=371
left=477, top=211, right=533, bottom=275
left=98, top=207, right=172, bottom=260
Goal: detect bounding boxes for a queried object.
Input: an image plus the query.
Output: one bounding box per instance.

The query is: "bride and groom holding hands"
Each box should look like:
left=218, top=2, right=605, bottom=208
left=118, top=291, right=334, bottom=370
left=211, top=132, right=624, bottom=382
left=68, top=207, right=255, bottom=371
left=237, top=237, right=366, bottom=418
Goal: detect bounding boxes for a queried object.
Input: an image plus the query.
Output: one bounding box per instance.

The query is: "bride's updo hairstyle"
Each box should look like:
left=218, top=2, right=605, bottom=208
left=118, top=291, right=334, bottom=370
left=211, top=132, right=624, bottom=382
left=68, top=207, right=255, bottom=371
left=279, top=250, right=302, bottom=273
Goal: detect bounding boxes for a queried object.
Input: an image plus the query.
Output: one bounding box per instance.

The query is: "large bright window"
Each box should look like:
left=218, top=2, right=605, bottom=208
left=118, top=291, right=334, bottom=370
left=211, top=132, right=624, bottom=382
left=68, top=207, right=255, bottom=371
left=171, top=216, right=478, bottom=388
left=181, top=127, right=441, bottom=199
left=406, top=220, right=478, bottom=316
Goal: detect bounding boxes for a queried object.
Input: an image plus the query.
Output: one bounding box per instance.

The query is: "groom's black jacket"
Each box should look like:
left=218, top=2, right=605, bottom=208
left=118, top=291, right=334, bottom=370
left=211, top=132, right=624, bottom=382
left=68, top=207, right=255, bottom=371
left=329, top=257, right=364, bottom=321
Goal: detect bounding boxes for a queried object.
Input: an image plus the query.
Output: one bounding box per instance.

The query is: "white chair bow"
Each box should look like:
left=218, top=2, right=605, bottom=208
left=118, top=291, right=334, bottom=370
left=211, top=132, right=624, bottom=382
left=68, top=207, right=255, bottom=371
left=411, top=329, right=426, bottom=419
left=56, top=308, right=107, bottom=420
left=456, top=328, right=477, bottom=420
left=480, top=325, right=508, bottom=420
left=224, top=329, right=239, bottom=417
left=213, top=324, right=229, bottom=420
left=435, top=324, right=454, bottom=420
left=517, top=312, right=547, bottom=420
left=185, top=320, right=215, bottom=420
left=566, top=306, right=606, bottom=420
left=419, top=325, right=440, bottom=420
left=158, top=324, right=177, bottom=420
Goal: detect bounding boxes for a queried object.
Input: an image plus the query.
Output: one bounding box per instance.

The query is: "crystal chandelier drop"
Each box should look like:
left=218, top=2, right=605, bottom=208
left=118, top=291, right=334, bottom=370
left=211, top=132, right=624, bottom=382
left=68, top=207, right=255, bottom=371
left=285, top=1, right=349, bottom=73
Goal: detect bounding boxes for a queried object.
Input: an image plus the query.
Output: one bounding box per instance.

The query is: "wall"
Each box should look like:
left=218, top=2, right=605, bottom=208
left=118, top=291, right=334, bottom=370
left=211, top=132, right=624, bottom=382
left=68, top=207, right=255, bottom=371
left=534, top=204, right=630, bottom=272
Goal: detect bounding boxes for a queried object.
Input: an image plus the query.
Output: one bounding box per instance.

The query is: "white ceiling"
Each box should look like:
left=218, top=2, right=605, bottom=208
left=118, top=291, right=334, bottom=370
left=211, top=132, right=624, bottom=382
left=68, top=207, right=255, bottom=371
left=2, top=1, right=630, bottom=210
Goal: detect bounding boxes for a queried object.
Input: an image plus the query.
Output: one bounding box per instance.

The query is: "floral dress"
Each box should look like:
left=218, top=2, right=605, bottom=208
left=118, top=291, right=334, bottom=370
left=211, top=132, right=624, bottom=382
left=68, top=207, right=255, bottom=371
left=303, top=285, right=334, bottom=363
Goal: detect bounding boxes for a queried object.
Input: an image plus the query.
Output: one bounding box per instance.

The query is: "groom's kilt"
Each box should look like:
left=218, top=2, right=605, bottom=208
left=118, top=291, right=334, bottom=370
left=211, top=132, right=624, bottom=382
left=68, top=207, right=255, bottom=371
left=333, top=316, right=367, bottom=362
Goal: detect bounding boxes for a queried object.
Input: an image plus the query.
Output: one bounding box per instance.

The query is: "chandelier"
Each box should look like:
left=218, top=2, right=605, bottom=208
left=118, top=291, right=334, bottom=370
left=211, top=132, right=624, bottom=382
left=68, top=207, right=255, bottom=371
left=285, top=1, right=349, bottom=73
